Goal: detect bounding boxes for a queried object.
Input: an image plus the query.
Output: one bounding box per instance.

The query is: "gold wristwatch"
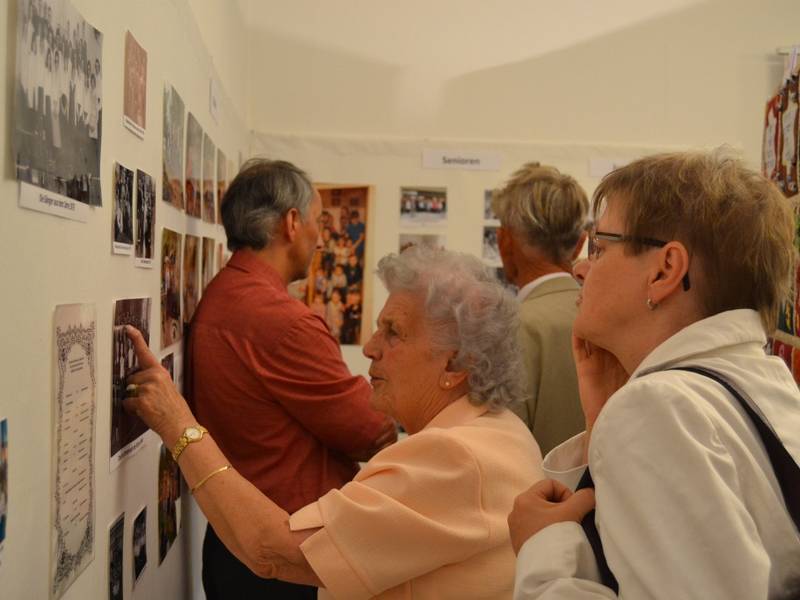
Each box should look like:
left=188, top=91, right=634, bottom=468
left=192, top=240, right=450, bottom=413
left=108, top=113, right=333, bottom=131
left=172, top=425, right=208, bottom=462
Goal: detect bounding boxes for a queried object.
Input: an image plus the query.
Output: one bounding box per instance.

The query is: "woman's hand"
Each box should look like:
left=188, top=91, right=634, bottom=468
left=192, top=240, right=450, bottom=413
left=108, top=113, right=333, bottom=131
left=572, top=334, right=629, bottom=444
left=508, top=479, right=595, bottom=555
left=123, top=325, right=197, bottom=448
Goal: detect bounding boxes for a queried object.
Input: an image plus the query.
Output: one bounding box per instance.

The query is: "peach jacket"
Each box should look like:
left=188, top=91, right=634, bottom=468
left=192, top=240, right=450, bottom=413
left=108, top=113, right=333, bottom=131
left=290, top=396, right=544, bottom=599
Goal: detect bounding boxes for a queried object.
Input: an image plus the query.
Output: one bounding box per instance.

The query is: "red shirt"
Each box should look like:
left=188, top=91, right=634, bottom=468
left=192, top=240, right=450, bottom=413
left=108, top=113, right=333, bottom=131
left=186, top=250, right=386, bottom=513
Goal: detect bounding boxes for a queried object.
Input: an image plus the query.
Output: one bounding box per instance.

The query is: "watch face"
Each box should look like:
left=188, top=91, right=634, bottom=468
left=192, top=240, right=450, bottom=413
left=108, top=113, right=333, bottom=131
left=186, top=427, right=201, bottom=440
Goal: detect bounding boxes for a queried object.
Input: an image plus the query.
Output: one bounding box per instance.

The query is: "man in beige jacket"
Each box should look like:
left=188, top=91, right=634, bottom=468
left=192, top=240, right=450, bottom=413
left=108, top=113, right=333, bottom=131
left=492, top=163, right=589, bottom=455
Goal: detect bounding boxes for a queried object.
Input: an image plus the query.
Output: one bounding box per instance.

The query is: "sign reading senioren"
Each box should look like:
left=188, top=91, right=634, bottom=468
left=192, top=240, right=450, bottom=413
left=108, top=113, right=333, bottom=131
left=422, top=149, right=503, bottom=171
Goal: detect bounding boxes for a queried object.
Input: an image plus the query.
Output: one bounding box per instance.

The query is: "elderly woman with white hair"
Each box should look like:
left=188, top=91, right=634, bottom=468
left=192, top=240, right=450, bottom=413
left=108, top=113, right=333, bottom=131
left=124, top=245, right=543, bottom=599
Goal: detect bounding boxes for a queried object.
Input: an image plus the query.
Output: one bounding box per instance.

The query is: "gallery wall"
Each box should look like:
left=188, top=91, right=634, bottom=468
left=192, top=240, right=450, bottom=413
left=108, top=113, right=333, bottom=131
left=0, top=0, right=249, bottom=598
left=245, top=0, right=794, bottom=168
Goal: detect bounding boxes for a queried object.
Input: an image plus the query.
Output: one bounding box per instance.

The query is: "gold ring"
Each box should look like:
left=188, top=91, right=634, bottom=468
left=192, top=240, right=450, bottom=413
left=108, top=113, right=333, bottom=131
left=126, top=383, right=139, bottom=397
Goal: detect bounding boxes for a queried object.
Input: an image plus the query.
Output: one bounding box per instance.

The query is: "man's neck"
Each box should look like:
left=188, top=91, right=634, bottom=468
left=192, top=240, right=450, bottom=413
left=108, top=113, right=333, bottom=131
left=246, top=246, right=296, bottom=287
left=513, top=261, right=570, bottom=289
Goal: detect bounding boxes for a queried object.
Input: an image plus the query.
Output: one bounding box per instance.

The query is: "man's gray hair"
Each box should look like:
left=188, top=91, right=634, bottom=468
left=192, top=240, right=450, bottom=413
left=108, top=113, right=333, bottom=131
left=221, top=158, right=314, bottom=251
left=492, top=162, right=589, bottom=264
left=377, top=246, right=524, bottom=411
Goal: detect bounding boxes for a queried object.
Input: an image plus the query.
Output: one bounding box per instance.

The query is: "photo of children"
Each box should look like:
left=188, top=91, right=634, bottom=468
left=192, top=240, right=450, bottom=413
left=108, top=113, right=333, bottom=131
left=301, top=187, right=368, bottom=345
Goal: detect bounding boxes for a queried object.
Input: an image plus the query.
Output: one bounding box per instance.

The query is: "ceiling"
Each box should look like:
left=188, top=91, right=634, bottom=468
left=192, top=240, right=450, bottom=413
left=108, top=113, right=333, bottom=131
left=238, top=0, right=706, bottom=77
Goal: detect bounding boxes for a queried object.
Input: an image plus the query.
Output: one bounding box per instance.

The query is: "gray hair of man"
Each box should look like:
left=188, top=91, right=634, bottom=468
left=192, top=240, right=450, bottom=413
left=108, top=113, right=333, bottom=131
left=377, top=245, right=524, bottom=411
left=221, top=158, right=314, bottom=251
left=491, top=162, right=589, bottom=265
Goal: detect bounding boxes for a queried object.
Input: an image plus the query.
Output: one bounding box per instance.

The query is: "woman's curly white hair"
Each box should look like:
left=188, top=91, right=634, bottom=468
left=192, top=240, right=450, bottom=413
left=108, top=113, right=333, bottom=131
left=376, top=245, right=524, bottom=411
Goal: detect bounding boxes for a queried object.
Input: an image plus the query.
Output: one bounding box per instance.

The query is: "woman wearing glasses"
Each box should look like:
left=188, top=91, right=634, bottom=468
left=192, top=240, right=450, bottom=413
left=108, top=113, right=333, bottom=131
left=509, top=150, right=800, bottom=599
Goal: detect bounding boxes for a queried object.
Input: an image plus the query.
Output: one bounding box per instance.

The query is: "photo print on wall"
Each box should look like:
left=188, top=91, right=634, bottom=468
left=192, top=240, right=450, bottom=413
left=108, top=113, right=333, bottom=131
left=0, top=418, right=7, bottom=549
left=157, top=444, right=180, bottom=564
left=108, top=513, right=124, bottom=600
left=110, top=297, right=151, bottom=469
left=216, top=148, right=227, bottom=223
left=132, top=506, right=147, bottom=586
left=162, top=84, right=185, bottom=209
left=13, top=0, right=104, bottom=208
left=122, top=31, right=146, bottom=138
left=161, top=229, right=182, bottom=349
left=295, top=187, right=368, bottom=345
left=202, top=237, right=215, bottom=290
left=185, top=112, right=202, bottom=218
left=202, top=133, right=216, bottom=224
left=398, top=233, right=446, bottom=254
left=399, top=187, right=447, bottom=227
left=135, top=169, right=155, bottom=267
left=183, top=234, right=200, bottom=325
left=112, top=163, right=134, bottom=254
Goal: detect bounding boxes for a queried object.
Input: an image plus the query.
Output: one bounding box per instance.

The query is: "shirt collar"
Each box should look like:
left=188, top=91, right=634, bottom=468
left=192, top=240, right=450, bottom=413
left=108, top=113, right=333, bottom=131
left=423, top=395, right=490, bottom=431
left=632, top=309, right=766, bottom=378
left=227, top=250, right=286, bottom=289
left=517, top=272, right=574, bottom=302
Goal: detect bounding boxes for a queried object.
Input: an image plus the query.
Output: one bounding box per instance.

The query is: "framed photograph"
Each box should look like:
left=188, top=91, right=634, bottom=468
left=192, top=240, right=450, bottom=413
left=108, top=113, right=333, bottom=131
left=122, top=31, right=146, bottom=138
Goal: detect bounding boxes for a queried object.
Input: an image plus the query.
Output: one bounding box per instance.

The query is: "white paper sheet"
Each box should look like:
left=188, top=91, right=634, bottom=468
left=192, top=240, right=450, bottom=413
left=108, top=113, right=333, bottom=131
left=51, top=303, right=96, bottom=599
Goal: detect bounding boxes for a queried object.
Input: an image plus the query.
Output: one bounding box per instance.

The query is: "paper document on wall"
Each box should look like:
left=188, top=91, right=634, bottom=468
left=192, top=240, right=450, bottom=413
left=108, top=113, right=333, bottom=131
left=52, top=303, right=96, bottom=599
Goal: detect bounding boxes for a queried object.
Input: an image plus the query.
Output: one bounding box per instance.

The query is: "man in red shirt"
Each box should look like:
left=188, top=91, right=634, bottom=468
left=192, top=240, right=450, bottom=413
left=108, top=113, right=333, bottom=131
left=186, top=159, right=395, bottom=599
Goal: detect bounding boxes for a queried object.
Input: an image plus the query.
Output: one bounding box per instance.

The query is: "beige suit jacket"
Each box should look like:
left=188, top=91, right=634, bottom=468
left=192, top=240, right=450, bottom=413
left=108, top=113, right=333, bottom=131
left=512, top=277, right=584, bottom=455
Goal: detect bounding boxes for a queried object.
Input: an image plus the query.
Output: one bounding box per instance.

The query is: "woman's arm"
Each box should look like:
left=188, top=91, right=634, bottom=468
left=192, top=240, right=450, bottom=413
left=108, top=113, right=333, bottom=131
left=124, top=326, right=322, bottom=586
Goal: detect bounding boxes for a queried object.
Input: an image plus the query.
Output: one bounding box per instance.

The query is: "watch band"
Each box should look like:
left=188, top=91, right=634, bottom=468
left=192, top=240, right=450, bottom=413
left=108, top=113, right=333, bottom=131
left=171, top=425, right=208, bottom=462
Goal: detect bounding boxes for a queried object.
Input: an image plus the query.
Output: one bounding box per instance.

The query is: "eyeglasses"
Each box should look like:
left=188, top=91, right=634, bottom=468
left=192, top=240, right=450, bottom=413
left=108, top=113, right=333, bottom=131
left=588, top=231, right=691, bottom=291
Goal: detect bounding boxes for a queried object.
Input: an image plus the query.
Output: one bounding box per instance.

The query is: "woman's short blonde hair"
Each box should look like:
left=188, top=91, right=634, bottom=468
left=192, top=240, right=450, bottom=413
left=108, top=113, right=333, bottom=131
left=491, top=162, right=589, bottom=264
left=594, top=149, right=796, bottom=331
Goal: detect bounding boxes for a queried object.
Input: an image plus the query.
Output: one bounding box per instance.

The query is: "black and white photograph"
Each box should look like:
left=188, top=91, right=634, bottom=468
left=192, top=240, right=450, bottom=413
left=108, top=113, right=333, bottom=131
left=161, top=353, right=174, bottom=380
left=185, top=112, right=202, bottom=218
left=202, top=133, right=216, bottom=223
left=162, top=83, right=185, bottom=209
left=110, top=297, right=151, bottom=469
left=0, top=418, right=7, bottom=548
left=13, top=0, right=103, bottom=207
left=484, top=189, right=498, bottom=221
left=132, top=506, right=147, bottom=585
left=122, top=30, right=146, bottom=138
left=135, top=169, right=155, bottom=267
left=399, top=233, right=446, bottom=254
left=482, top=225, right=501, bottom=265
left=108, top=513, right=124, bottom=600
left=399, top=187, right=447, bottom=227
left=112, top=162, right=133, bottom=254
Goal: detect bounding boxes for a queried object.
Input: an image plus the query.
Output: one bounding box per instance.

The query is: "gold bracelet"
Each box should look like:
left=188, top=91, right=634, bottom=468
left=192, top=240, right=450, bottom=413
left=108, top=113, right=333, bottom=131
left=191, top=464, right=232, bottom=495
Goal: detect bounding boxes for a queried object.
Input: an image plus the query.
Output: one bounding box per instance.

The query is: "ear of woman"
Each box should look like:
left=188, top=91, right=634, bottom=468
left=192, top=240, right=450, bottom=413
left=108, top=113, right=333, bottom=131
left=647, top=241, right=691, bottom=306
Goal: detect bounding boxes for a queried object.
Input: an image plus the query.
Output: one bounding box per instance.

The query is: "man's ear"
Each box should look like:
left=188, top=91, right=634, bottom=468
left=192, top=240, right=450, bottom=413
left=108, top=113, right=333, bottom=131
left=647, top=241, right=690, bottom=304
left=283, top=208, right=302, bottom=243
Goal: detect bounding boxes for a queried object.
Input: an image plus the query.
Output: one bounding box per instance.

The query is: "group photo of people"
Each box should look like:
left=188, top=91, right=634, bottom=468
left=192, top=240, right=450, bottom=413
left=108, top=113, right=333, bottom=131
left=13, top=0, right=103, bottom=205
left=399, top=186, right=448, bottom=226
left=302, top=188, right=368, bottom=345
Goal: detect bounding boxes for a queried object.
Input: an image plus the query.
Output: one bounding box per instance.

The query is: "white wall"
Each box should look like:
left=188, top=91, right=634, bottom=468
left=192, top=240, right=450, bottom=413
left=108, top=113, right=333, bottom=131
left=247, top=0, right=795, bottom=168
left=0, top=0, right=248, bottom=598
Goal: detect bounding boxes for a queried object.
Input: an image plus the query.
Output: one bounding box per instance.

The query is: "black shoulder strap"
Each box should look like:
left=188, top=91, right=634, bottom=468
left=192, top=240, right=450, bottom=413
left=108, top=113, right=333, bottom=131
left=577, top=468, right=619, bottom=592
left=578, top=366, right=800, bottom=594
left=670, top=366, right=800, bottom=534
